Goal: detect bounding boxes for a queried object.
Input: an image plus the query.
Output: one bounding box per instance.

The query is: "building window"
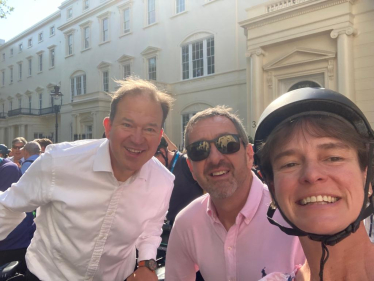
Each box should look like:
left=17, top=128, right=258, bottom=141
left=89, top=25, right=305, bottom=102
left=10, top=67, right=13, bottom=83
left=19, top=43, right=23, bottom=52
left=18, top=63, right=22, bottom=80
left=18, top=98, right=22, bottom=109
left=9, top=100, right=12, bottom=111
left=148, top=0, right=156, bottom=25
left=39, top=93, right=42, bottom=109
left=182, top=112, right=196, bottom=144
left=148, top=57, right=156, bottom=80
left=84, top=26, right=90, bottom=49
left=50, top=48, right=55, bottom=68
left=68, top=34, right=73, bottom=55
left=124, top=8, right=130, bottom=33
left=83, top=0, right=89, bottom=10
left=28, top=38, right=32, bottom=47
left=102, top=18, right=109, bottom=42
left=1, top=71, right=5, bottom=86
left=10, top=48, right=13, bottom=56
left=182, top=36, right=214, bottom=80
left=70, top=73, right=87, bottom=96
left=29, top=96, right=32, bottom=112
left=67, top=8, right=73, bottom=19
left=176, top=0, right=185, bottom=14
left=38, top=53, right=43, bottom=72
left=50, top=26, right=55, bottom=36
left=85, top=125, right=93, bottom=139
left=103, top=70, right=109, bottom=92
left=2, top=53, right=4, bottom=61
left=123, top=63, right=131, bottom=79
left=38, top=32, right=43, bottom=42
left=28, top=58, right=32, bottom=76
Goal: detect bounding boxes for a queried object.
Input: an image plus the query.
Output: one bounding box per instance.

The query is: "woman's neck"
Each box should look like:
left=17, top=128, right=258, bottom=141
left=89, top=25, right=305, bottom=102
left=297, top=223, right=374, bottom=281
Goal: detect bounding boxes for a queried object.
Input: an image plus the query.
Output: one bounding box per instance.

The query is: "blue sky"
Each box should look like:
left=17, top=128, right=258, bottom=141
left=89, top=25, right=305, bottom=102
left=0, top=0, right=61, bottom=42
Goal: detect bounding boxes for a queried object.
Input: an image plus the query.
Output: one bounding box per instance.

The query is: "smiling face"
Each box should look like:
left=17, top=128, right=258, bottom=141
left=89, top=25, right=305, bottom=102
left=12, top=141, right=25, bottom=161
left=104, top=93, right=163, bottom=181
left=186, top=116, right=253, bottom=199
left=271, top=129, right=366, bottom=235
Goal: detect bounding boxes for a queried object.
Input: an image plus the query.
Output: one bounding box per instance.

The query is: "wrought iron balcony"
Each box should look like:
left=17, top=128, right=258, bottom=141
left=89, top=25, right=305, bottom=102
left=7, top=106, right=60, bottom=117
left=0, top=112, right=6, bottom=119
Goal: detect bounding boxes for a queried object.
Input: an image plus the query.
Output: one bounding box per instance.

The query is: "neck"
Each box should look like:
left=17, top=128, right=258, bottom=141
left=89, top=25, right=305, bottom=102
left=297, top=223, right=374, bottom=281
left=212, top=174, right=252, bottom=231
left=167, top=150, right=174, bottom=169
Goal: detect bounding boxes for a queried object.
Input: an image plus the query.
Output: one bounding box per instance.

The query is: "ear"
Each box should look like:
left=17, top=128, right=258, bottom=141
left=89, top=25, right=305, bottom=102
left=246, top=144, right=254, bottom=169
left=103, top=117, right=112, bottom=140
left=186, top=158, right=197, bottom=181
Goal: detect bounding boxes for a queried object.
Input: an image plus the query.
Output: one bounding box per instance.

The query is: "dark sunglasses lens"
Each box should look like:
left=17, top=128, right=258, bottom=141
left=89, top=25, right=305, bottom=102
left=216, top=135, right=240, bottom=154
left=187, top=141, right=210, bottom=161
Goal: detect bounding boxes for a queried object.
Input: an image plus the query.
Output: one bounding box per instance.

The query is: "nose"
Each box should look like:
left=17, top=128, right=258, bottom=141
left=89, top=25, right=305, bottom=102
left=131, top=128, right=144, bottom=145
left=299, top=161, right=326, bottom=185
left=207, top=143, right=225, bottom=165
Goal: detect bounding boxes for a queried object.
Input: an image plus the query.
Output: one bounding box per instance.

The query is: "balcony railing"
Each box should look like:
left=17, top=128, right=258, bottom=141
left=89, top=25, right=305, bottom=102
left=7, top=106, right=59, bottom=117
left=0, top=112, right=6, bottom=119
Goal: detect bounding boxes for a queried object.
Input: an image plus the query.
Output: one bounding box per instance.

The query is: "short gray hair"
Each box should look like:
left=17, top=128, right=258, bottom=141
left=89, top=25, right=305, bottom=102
left=23, top=141, right=41, bottom=156
left=184, top=106, right=249, bottom=148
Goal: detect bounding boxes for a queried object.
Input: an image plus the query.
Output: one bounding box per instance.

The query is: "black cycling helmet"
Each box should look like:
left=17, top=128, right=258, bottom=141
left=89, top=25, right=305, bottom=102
left=254, top=88, right=374, bottom=281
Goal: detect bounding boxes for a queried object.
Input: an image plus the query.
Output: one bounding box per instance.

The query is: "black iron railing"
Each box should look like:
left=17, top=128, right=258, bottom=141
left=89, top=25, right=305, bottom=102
left=7, top=107, right=59, bottom=117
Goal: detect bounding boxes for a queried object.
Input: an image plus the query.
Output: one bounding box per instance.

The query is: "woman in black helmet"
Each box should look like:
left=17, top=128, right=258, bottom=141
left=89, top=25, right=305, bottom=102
left=254, top=88, right=374, bottom=281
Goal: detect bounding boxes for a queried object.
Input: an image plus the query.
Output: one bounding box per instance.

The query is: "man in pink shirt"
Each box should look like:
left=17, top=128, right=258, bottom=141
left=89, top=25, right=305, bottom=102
left=165, top=106, right=305, bottom=281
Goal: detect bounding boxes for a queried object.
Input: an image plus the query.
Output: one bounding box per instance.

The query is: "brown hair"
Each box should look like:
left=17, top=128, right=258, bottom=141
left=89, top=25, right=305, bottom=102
left=109, top=77, right=174, bottom=125
left=34, top=138, right=53, bottom=148
left=12, top=137, right=27, bottom=146
left=258, top=115, right=369, bottom=181
left=184, top=106, right=249, bottom=148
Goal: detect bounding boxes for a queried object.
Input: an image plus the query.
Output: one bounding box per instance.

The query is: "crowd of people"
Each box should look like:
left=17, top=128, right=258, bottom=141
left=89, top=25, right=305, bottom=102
left=0, top=77, right=373, bottom=281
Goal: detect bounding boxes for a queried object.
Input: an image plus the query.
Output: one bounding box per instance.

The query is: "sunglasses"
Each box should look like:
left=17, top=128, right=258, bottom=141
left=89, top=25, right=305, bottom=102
left=12, top=145, right=24, bottom=150
left=186, top=134, right=241, bottom=161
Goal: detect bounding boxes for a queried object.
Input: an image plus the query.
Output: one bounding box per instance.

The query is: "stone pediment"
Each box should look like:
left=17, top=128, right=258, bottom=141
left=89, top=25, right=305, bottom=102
left=35, top=86, right=44, bottom=93
left=24, top=90, right=33, bottom=96
left=141, top=46, right=160, bottom=56
left=264, top=48, right=335, bottom=70
left=117, top=54, right=134, bottom=63
left=97, top=61, right=111, bottom=69
left=15, top=93, right=22, bottom=98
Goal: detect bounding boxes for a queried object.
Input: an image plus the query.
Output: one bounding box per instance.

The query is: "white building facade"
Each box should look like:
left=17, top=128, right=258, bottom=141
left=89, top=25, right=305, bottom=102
left=0, top=0, right=373, bottom=148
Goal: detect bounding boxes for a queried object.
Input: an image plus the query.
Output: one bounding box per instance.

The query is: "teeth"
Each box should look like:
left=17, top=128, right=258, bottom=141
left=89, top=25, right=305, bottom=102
left=299, top=195, right=339, bottom=205
left=212, top=171, right=227, bottom=176
left=127, top=148, right=142, bottom=153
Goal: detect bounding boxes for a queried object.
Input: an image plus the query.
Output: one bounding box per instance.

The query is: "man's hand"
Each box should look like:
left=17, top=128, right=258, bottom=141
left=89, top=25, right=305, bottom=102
left=127, top=267, right=158, bottom=281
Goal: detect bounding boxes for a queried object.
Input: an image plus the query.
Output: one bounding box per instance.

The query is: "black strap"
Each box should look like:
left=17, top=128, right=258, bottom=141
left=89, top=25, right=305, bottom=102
left=23, top=160, right=35, bottom=164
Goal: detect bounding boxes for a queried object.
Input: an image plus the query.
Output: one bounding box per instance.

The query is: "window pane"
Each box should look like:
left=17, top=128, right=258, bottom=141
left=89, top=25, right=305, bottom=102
left=83, top=75, right=86, bottom=94
left=182, top=45, right=189, bottom=80
left=192, top=41, right=203, bottom=78
left=84, top=27, right=90, bottom=49
left=148, top=57, right=156, bottom=80
left=124, top=64, right=131, bottom=78
left=71, top=78, right=75, bottom=96
left=124, top=8, right=130, bottom=33
left=176, top=0, right=185, bottom=13
left=103, top=71, right=109, bottom=92
left=77, top=76, right=82, bottom=95
left=148, top=0, right=155, bottom=25
left=207, top=37, right=214, bottom=75
left=103, top=18, right=108, bottom=41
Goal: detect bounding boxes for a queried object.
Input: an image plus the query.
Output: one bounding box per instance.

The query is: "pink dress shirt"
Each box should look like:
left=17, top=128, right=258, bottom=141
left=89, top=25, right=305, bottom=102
left=0, top=139, right=174, bottom=281
left=165, top=172, right=305, bottom=281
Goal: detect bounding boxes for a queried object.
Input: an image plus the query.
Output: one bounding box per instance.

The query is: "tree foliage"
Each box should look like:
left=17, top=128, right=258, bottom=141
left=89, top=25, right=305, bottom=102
left=0, top=0, right=14, bottom=19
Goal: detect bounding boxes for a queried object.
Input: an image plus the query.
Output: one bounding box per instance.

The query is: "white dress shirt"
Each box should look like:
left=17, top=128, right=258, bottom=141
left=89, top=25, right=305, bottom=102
left=0, top=139, right=174, bottom=281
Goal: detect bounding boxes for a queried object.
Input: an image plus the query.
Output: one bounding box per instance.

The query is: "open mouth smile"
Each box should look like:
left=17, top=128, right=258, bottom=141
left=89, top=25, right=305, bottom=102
left=210, top=170, right=229, bottom=177
left=126, top=147, right=144, bottom=154
left=298, top=195, right=340, bottom=206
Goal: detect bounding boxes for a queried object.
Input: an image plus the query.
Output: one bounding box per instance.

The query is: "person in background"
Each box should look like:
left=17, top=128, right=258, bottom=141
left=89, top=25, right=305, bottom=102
left=21, top=142, right=41, bottom=174
left=165, top=106, right=304, bottom=281
left=9, top=137, right=27, bottom=168
left=0, top=143, right=34, bottom=274
left=33, top=138, right=53, bottom=153
left=155, top=135, right=204, bottom=226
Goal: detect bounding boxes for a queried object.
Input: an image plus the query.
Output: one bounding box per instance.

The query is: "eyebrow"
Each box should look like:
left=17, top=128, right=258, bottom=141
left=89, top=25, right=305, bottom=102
left=121, top=117, right=159, bottom=128
left=273, top=142, right=350, bottom=162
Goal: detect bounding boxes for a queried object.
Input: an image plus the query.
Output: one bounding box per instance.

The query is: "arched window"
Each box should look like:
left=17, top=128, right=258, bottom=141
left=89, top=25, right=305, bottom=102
left=288, top=80, right=321, bottom=92
left=70, top=71, right=87, bottom=98
left=181, top=32, right=215, bottom=80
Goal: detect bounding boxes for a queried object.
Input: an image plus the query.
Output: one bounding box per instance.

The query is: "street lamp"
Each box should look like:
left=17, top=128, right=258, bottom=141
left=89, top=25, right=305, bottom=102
left=50, top=85, right=63, bottom=143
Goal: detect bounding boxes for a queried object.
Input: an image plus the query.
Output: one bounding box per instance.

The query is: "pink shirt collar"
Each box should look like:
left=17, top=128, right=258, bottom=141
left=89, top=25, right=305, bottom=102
left=206, top=171, right=265, bottom=225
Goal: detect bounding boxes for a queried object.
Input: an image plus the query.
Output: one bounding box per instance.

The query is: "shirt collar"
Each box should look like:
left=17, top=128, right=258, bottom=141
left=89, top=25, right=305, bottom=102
left=206, top=171, right=265, bottom=225
left=93, top=139, right=150, bottom=182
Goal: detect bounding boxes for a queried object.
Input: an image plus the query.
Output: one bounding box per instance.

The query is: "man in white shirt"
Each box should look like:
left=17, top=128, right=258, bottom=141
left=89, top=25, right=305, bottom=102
left=0, top=78, right=175, bottom=281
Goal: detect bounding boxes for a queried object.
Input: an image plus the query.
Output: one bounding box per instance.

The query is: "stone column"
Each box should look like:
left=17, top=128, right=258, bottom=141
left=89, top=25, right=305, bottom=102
left=72, top=114, right=77, bottom=140
left=19, top=124, right=25, bottom=139
left=330, top=26, right=356, bottom=101
left=0, top=127, right=4, bottom=144
left=246, top=48, right=265, bottom=138
left=27, top=125, right=34, bottom=141
left=91, top=112, right=97, bottom=139
left=8, top=125, right=14, bottom=146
